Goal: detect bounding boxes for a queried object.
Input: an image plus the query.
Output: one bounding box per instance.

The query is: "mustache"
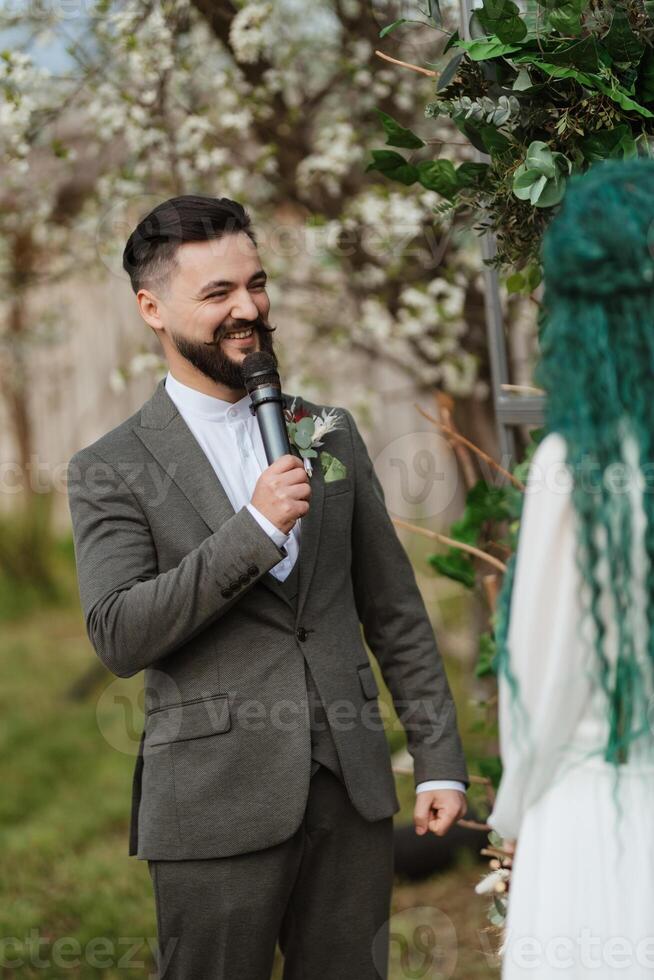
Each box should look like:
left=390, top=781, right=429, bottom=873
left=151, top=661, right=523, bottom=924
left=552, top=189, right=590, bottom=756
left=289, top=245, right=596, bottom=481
left=212, top=316, right=276, bottom=344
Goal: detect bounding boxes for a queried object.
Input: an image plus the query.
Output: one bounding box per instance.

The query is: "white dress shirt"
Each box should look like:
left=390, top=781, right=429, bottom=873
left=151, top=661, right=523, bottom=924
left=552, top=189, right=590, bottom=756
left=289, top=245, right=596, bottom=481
left=165, top=370, right=298, bottom=580
left=165, top=370, right=466, bottom=799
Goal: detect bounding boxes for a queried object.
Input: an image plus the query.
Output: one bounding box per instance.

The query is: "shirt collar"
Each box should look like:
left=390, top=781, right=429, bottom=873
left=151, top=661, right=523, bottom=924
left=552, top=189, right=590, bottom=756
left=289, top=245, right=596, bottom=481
left=165, top=370, right=252, bottom=422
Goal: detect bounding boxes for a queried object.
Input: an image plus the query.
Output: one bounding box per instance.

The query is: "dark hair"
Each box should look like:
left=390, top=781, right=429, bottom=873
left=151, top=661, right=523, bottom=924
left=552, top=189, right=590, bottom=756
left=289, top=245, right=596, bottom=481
left=122, top=194, right=257, bottom=294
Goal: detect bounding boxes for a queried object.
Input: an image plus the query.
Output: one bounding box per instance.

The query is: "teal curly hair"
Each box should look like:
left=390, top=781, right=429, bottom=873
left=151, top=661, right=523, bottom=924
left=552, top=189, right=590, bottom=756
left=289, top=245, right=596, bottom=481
left=495, top=157, right=654, bottom=768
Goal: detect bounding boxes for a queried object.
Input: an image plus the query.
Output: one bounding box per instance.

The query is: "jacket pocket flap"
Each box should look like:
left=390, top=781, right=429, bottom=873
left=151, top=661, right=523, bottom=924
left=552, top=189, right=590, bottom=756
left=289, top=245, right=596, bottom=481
left=145, top=694, right=231, bottom=745
left=324, top=476, right=353, bottom=496
left=357, top=663, right=380, bottom=699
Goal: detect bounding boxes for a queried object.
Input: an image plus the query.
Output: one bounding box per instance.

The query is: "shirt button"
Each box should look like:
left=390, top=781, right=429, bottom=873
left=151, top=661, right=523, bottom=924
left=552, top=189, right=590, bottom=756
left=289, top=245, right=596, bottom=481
left=228, top=407, right=237, bottom=419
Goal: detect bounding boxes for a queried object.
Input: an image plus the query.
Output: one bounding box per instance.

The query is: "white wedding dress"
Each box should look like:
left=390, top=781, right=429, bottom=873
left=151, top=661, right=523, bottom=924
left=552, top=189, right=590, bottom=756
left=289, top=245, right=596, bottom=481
left=488, top=429, right=654, bottom=979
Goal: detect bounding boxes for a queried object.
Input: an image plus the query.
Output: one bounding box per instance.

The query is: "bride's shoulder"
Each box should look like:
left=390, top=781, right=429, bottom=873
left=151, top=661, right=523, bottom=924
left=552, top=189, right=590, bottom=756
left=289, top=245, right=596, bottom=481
left=530, top=430, right=568, bottom=469
left=524, top=431, right=572, bottom=501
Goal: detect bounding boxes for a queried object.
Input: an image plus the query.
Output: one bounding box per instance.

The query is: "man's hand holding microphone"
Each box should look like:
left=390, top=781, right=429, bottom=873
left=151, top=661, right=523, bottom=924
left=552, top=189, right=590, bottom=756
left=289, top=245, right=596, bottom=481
left=251, top=455, right=311, bottom=535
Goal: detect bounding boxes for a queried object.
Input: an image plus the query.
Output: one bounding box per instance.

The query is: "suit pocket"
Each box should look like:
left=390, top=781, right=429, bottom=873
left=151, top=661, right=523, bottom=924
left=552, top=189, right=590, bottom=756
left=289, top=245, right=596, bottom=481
left=145, top=694, right=231, bottom=746
left=357, top=663, right=380, bottom=699
left=324, top=476, right=353, bottom=496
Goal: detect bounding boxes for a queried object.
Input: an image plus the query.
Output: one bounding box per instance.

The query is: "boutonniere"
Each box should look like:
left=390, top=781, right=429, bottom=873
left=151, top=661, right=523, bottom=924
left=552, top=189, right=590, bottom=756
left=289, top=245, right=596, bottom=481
left=284, top=398, right=348, bottom=481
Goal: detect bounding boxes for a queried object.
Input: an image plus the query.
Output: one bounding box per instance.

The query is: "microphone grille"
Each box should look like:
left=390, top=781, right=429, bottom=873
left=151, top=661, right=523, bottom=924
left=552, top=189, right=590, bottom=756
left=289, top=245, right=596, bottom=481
left=242, top=352, right=280, bottom=393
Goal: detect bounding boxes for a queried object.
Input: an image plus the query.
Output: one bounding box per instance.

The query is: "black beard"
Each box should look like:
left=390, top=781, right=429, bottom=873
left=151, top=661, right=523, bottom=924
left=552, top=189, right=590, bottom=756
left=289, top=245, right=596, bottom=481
left=170, top=316, right=277, bottom=390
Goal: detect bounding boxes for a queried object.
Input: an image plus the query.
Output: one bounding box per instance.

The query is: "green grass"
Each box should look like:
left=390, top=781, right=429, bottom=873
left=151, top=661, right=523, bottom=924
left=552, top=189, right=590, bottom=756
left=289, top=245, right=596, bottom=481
left=0, top=543, right=498, bottom=978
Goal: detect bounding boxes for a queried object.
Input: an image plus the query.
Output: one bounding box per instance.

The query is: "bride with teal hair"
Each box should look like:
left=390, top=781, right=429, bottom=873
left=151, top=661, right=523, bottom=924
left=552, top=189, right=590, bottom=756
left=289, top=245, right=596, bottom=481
left=488, top=157, right=654, bottom=978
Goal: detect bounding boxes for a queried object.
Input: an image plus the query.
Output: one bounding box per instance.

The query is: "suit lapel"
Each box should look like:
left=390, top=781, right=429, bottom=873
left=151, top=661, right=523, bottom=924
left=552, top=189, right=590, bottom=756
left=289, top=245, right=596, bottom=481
left=133, top=378, right=324, bottom=619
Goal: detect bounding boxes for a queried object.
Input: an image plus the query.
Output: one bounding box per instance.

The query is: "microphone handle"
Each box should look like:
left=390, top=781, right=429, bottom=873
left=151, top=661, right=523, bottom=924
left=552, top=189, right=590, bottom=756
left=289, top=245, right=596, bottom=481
left=249, top=384, right=292, bottom=464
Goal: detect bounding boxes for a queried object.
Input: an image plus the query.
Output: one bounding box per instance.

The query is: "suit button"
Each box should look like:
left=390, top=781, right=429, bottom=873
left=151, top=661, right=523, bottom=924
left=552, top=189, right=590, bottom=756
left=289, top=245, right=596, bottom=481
left=247, top=564, right=259, bottom=576
left=296, top=627, right=308, bottom=642
left=238, top=573, right=249, bottom=586
left=220, top=586, right=233, bottom=598
left=229, top=580, right=239, bottom=591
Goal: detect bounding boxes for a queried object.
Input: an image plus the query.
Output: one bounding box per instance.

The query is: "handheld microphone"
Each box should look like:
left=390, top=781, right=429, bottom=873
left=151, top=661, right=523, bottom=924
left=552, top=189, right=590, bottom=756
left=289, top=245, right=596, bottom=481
left=242, top=351, right=293, bottom=465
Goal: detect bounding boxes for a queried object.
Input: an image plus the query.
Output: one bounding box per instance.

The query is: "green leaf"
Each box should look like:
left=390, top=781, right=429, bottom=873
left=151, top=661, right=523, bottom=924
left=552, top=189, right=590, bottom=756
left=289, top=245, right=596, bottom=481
left=466, top=479, right=513, bottom=523
left=478, top=123, right=511, bottom=154
left=542, top=176, right=567, bottom=206
left=453, top=117, right=493, bottom=154
left=437, top=51, right=465, bottom=92
left=593, top=76, right=654, bottom=117
left=476, top=0, right=527, bottom=43
left=542, top=36, right=603, bottom=73
left=428, top=550, right=476, bottom=588
left=456, top=161, right=490, bottom=187
left=637, top=46, right=654, bottom=103
left=580, top=124, right=637, bottom=162
left=478, top=756, right=503, bottom=787
left=545, top=0, right=586, bottom=36
left=366, top=150, right=420, bottom=185
left=379, top=18, right=409, bottom=38
left=513, top=56, right=595, bottom=86
left=448, top=519, right=479, bottom=547
left=489, top=899, right=507, bottom=927
left=294, top=417, right=316, bottom=449
left=428, top=0, right=443, bottom=28
left=50, top=138, right=69, bottom=159
left=526, top=263, right=543, bottom=289
left=513, top=143, right=570, bottom=208
left=443, top=28, right=460, bottom=54
left=506, top=272, right=525, bottom=293
left=512, top=67, right=533, bottom=90
left=453, top=37, right=523, bottom=61
left=417, top=159, right=459, bottom=198
left=476, top=632, right=497, bottom=678
left=375, top=108, right=425, bottom=149
left=602, top=8, right=644, bottom=63
left=525, top=140, right=557, bottom=177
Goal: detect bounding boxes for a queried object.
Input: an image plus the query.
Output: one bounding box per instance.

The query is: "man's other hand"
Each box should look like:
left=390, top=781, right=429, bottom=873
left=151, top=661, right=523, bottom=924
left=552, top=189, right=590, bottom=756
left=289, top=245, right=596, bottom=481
left=413, top=789, right=468, bottom=837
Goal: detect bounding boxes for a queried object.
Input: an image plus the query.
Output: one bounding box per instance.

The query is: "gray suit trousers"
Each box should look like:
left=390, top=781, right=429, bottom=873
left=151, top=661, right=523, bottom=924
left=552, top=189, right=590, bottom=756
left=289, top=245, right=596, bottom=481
left=147, top=555, right=394, bottom=979
left=147, top=765, right=394, bottom=979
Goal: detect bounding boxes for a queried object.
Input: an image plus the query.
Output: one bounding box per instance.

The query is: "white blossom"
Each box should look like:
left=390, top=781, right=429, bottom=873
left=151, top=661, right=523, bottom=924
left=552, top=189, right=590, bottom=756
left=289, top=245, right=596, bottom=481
left=229, top=2, right=274, bottom=64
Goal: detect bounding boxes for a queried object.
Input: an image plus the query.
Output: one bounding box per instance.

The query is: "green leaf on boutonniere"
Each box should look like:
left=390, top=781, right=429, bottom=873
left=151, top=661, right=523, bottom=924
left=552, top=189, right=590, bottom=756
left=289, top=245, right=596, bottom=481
left=293, top=417, right=315, bottom=450
left=320, top=451, right=348, bottom=482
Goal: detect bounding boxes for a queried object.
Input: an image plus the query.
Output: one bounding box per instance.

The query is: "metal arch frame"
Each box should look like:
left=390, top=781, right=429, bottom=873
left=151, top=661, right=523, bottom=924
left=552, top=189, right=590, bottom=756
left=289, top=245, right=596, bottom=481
left=458, top=0, right=545, bottom=465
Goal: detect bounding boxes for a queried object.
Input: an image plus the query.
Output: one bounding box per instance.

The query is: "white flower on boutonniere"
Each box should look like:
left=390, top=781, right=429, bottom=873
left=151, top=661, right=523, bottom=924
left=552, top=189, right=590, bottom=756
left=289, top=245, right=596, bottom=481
left=284, top=398, right=348, bottom=480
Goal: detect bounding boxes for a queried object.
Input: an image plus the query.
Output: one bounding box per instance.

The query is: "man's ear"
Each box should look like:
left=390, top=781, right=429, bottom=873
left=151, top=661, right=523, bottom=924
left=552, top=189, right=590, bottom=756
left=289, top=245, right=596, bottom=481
left=136, top=288, right=165, bottom=333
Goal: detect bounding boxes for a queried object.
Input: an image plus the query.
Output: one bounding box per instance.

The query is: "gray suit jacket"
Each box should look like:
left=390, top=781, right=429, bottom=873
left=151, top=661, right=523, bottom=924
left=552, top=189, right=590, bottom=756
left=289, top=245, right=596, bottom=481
left=67, top=378, right=468, bottom=860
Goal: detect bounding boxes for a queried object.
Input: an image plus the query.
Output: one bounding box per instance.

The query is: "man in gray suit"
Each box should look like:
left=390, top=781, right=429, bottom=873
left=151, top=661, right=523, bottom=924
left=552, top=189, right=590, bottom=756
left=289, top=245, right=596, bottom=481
left=67, top=195, right=469, bottom=979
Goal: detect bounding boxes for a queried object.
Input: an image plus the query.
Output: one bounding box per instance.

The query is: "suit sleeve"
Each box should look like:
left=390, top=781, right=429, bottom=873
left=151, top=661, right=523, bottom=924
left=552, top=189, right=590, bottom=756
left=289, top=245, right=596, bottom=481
left=343, top=409, right=469, bottom=789
left=67, top=448, right=289, bottom=679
